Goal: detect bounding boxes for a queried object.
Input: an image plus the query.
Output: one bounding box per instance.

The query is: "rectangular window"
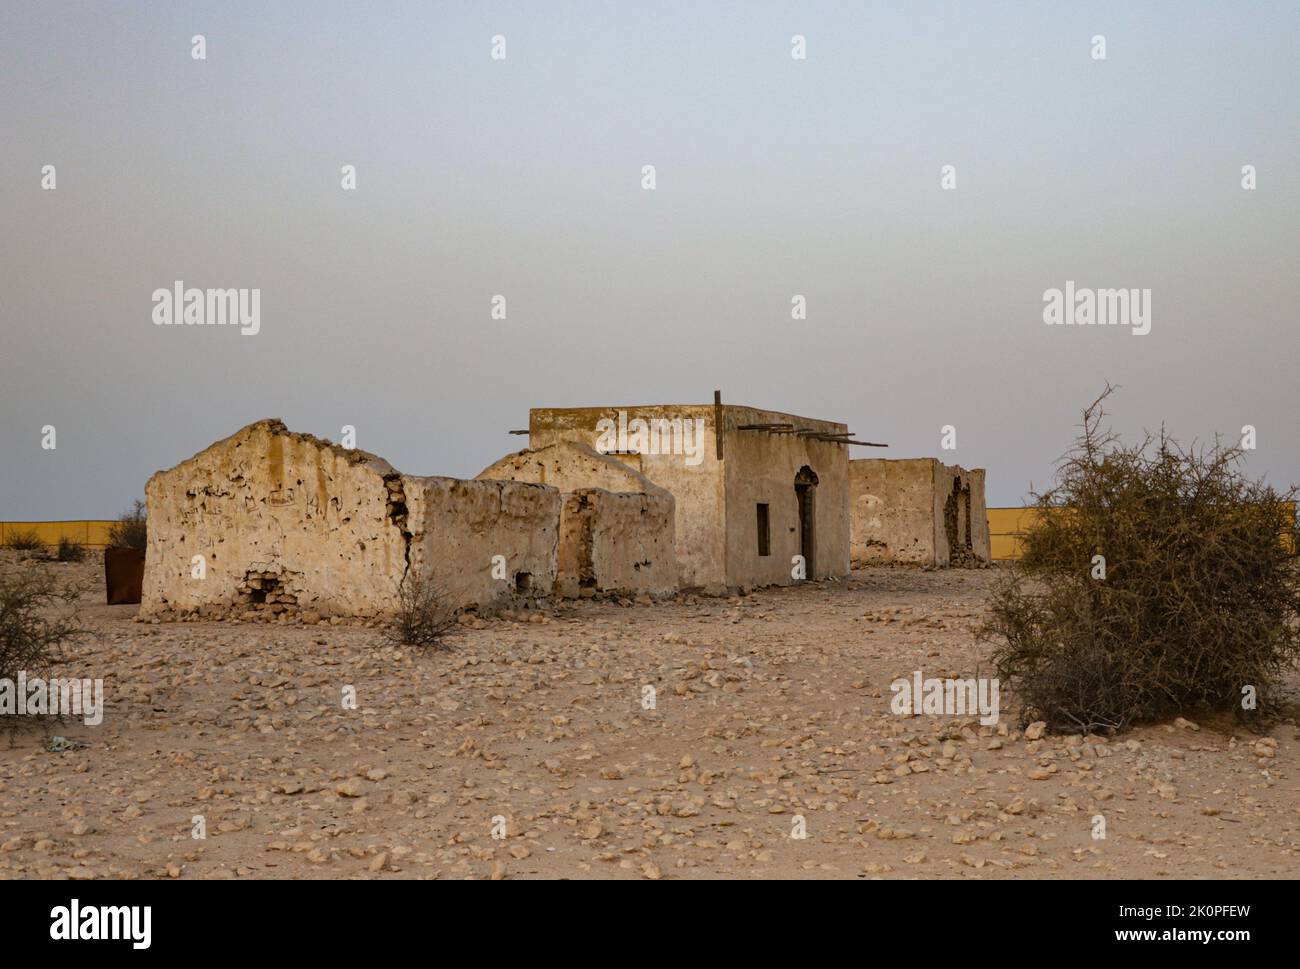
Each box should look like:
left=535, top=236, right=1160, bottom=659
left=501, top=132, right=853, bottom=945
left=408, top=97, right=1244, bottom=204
left=756, top=503, right=770, bottom=556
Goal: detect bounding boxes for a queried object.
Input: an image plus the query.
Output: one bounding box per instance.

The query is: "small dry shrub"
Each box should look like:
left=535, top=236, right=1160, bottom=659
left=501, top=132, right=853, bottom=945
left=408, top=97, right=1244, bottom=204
left=56, top=537, right=87, bottom=562
left=387, top=572, right=455, bottom=650
left=106, top=499, right=147, bottom=550
left=983, top=387, right=1300, bottom=734
left=4, top=529, right=46, bottom=553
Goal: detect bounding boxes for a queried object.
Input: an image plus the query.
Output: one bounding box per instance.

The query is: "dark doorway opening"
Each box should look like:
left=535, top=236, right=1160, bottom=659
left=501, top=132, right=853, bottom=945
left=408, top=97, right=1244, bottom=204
left=794, top=466, right=818, bottom=578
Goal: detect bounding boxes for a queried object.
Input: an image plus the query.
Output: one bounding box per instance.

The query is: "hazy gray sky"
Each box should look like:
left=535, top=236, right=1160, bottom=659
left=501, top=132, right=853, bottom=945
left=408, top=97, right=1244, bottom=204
left=3, top=0, right=1298, bottom=517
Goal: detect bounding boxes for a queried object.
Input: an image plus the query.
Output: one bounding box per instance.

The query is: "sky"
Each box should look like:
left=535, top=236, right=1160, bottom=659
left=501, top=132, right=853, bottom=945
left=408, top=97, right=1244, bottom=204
left=2, top=0, right=1298, bottom=517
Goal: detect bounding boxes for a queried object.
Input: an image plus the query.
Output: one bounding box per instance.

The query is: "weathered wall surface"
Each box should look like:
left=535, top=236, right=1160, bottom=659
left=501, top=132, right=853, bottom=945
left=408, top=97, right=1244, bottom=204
left=850, top=459, right=939, bottom=565
left=969, top=471, right=991, bottom=561
left=528, top=406, right=724, bottom=588
left=141, top=420, right=407, bottom=618
left=142, top=420, right=561, bottom=620
left=405, top=476, right=559, bottom=611
left=722, top=406, right=851, bottom=586
left=557, top=489, right=677, bottom=598
left=849, top=458, right=990, bottom=567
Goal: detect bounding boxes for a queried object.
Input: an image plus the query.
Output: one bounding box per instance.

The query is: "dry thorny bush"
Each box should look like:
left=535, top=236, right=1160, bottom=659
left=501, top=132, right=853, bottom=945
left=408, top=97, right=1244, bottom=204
left=56, top=537, right=87, bottom=562
left=3, top=529, right=46, bottom=553
left=0, top=568, right=83, bottom=733
left=386, top=572, right=456, bottom=650
left=106, top=499, right=148, bottom=550
left=982, top=386, right=1300, bottom=734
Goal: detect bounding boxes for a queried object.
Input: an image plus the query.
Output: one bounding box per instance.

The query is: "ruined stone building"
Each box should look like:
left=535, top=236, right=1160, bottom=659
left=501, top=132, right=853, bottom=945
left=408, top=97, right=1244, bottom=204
left=138, top=400, right=892, bottom=621
left=140, top=420, right=560, bottom=619
left=849, top=458, right=991, bottom=567
left=515, top=400, right=866, bottom=590
left=477, top=441, right=678, bottom=598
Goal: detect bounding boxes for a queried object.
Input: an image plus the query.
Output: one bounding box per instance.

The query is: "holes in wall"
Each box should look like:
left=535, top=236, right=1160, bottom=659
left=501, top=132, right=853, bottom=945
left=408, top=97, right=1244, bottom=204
left=756, top=503, right=771, bottom=557
left=237, top=569, right=300, bottom=611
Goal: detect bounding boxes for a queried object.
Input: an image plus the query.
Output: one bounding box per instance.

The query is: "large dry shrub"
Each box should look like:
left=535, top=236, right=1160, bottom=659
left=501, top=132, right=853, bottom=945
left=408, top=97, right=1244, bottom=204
left=983, top=387, right=1300, bottom=733
left=0, top=569, right=81, bottom=687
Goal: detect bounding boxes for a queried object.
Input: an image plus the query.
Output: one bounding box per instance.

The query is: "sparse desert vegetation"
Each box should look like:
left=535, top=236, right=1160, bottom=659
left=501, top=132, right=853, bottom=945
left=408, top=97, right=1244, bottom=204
left=985, top=389, right=1300, bottom=734
left=105, top=500, right=147, bottom=551
left=0, top=564, right=81, bottom=700
left=386, top=574, right=457, bottom=651
left=2, top=529, right=45, bottom=554
left=56, top=537, right=87, bottom=563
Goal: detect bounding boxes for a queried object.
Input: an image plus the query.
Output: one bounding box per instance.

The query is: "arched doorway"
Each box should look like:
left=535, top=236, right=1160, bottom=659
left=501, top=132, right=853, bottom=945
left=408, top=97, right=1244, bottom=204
left=794, top=466, right=818, bottom=578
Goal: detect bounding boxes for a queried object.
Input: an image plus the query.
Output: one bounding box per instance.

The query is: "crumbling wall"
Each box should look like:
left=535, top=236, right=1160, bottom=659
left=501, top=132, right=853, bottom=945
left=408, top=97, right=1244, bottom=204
left=479, top=441, right=676, bottom=598
left=850, top=458, right=990, bottom=567
left=556, top=489, right=677, bottom=598
left=936, top=463, right=991, bottom=566
left=849, top=459, right=939, bottom=565
left=141, top=420, right=562, bottom=620
left=405, top=476, right=560, bottom=613
left=527, top=406, right=724, bottom=588
left=141, top=420, right=408, bottom=619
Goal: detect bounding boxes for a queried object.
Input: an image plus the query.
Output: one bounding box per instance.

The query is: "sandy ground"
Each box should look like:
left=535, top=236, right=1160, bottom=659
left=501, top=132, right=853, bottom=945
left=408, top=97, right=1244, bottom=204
left=0, top=550, right=1296, bottom=880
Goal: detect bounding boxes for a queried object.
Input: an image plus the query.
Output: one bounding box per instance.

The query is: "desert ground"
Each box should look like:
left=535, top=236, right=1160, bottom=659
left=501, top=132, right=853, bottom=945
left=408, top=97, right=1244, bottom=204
left=1, top=550, right=1295, bottom=880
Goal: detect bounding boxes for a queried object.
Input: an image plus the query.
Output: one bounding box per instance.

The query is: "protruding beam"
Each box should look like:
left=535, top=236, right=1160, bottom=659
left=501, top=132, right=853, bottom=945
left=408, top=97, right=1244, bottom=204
left=809, top=436, right=888, bottom=447
left=714, top=389, right=723, bottom=460
left=508, top=429, right=529, bottom=435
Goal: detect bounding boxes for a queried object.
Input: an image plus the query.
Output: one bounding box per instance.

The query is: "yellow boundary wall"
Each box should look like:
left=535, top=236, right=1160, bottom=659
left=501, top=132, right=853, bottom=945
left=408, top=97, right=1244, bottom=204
left=987, top=504, right=1296, bottom=561
left=0, top=521, right=119, bottom=548
left=988, top=508, right=1042, bottom=561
